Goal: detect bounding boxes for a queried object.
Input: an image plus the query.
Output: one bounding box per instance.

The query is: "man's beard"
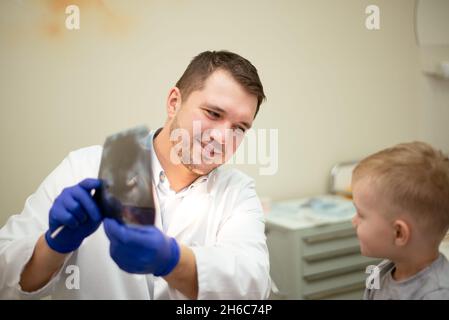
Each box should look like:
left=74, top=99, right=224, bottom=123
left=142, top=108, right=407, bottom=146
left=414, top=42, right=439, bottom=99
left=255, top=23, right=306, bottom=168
left=169, top=115, right=219, bottom=176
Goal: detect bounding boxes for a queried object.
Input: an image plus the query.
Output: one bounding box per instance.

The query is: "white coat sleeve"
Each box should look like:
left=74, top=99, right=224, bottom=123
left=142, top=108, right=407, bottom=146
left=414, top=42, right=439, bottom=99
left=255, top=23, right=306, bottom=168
left=191, top=178, right=271, bottom=300
left=0, top=147, right=100, bottom=299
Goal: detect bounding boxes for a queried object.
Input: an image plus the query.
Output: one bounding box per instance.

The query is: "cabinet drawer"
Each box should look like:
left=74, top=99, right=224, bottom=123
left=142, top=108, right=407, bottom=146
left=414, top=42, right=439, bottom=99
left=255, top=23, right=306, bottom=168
left=303, top=236, right=361, bottom=261
left=302, top=226, right=356, bottom=244
left=302, top=271, right=367, bottom=300
left=325, top=288, right=364, bottom=300
left=303, top=254, right=381, bottom=281
left=302, top=223, right=360, bottom=261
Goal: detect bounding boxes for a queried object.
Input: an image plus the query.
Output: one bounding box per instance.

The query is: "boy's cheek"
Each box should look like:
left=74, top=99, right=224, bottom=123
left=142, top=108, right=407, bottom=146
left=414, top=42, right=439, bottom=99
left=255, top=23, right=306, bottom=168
left=355, top=230, right=369, bottom=254
left=351, top=216, right=358, bottom=228
left=358, top=239, right=370, bottom=256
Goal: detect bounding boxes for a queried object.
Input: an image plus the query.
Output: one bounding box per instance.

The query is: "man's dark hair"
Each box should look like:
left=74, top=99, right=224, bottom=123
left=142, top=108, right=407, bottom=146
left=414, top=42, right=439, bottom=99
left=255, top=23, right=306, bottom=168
left=176, top=50, right=266, bottom=117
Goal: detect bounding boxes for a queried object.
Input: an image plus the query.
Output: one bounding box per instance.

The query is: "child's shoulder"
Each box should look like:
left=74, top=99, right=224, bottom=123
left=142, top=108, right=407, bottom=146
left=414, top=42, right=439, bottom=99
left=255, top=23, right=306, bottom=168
left=415, top=253, right=449, bottom=299
left=364, top=255, right=449, bottom=300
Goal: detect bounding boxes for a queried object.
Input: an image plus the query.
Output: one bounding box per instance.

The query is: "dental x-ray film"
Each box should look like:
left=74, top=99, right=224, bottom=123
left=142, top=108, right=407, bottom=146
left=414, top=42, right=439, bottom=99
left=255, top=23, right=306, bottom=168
left=95, top=125, right=155, bottom=226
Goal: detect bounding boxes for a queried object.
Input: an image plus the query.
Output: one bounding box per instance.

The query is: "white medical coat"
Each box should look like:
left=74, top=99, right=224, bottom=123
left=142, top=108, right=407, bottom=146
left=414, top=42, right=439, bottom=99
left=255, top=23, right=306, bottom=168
left=0, top=146, right=271, bottom=299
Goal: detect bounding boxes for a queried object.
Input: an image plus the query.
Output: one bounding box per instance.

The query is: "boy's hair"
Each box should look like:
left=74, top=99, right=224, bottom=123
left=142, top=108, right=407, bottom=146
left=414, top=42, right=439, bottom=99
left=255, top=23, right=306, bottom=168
left=175, top=50, right=266, bottom=117
left=352, top=141, right=449, bottom=236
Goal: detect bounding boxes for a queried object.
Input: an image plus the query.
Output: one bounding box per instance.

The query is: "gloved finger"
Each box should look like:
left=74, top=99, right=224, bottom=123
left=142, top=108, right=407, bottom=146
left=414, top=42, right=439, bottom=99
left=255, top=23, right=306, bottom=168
left=110, top=254, right=139, bottom=273
left=123, top=225, right=162, bottom=247
left=110, top=238, right=144, bottom=262
left=50, top=204, right=79, bottom=229
left=109, top=241, right=144, bottom=274
left=105, top=218, right=160, bottom=247
left=63, top=194, right=87, bottom=224
left=79, top=178, right=102, bottom=192
left=103, top=218, right=128, bottom=244
left=72, top=185, right=102, bottom=223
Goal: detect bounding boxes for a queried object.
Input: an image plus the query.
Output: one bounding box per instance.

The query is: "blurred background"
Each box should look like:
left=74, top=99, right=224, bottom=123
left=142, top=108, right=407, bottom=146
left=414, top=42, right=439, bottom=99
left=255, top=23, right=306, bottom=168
left=0, top=0, right=448, bottom=225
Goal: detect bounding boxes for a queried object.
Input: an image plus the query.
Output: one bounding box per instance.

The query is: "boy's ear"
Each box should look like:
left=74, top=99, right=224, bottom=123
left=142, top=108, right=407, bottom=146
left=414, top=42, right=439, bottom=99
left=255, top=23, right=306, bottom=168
left=166, top=87, right=182, bottom=119
left=393, top=219, right=410, bottom=246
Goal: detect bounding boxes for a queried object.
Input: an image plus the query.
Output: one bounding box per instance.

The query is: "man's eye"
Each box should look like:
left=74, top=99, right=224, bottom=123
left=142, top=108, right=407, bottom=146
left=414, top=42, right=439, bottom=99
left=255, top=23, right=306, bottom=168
left=206, top=110, right=220, bottom=118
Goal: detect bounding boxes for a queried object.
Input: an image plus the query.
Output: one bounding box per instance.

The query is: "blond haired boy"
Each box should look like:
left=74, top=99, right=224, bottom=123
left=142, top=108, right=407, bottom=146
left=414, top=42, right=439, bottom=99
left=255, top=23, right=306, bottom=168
left=352, top=141, right=449, bottom=299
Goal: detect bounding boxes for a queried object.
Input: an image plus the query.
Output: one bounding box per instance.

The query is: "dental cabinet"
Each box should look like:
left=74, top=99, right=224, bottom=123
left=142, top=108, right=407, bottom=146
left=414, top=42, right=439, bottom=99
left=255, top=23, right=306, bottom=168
left=265, top=195, right=381, bottom=299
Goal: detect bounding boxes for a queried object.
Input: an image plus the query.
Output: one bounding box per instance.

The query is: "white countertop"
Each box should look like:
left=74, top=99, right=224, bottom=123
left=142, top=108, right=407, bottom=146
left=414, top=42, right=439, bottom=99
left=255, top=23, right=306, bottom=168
left=265, top=195, right=355, bottom=230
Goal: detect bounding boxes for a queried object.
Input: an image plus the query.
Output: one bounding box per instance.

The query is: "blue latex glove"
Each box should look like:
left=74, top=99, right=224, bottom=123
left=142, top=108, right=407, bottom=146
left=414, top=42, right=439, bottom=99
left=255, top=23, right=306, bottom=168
left=45, top=178, right=103, bottom=254
left=103, top=218, right=180, bottom=276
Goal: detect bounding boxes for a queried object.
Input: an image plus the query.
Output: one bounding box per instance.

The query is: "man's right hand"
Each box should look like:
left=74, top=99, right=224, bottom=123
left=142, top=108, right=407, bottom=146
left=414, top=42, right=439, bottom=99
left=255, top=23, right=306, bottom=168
left=45, top=178, right=103, bottom=254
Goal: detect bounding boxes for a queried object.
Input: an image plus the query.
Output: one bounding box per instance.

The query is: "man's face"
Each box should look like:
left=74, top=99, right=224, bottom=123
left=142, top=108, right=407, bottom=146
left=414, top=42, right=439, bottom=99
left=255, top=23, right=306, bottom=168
left=168, top=69, right=258, bottom=175
left=351, top=177, right=396, bottom=259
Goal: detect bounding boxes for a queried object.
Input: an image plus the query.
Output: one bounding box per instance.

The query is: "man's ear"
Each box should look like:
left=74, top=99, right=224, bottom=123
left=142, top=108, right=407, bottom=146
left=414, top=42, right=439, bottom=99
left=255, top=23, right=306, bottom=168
left=166, top=87, right=182, bottom=119
left=393, top=219, right=410, bottom=246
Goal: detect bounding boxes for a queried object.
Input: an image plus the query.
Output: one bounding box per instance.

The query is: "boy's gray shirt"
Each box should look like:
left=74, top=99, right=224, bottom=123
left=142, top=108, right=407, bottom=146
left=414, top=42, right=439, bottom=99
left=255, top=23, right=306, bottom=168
left=364, top=253, right=449, bottom=300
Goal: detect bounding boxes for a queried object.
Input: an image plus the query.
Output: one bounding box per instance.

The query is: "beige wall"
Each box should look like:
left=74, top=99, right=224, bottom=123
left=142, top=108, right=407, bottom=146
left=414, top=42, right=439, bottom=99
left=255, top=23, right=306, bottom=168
left=416, top=0, right=449, bottom=151
left=418, top=47, right=449, bottom=152
left=0, top=0, right=445, bottom=225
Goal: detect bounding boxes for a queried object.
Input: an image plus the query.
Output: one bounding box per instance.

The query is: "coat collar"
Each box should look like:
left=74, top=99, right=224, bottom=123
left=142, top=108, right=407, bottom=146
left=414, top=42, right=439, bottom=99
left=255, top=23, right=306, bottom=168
left=145, top=128, right=220, bottom=237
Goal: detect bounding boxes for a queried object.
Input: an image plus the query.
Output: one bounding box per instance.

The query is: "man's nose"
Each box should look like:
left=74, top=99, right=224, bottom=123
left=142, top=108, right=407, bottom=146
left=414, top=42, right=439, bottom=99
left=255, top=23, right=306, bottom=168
left=209, top=126, right=232, bottom=145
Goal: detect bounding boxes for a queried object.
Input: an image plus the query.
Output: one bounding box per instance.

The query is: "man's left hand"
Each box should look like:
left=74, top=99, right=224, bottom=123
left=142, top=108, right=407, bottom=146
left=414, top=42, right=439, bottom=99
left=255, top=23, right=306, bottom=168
left=103, top=218, right=180, bottom=276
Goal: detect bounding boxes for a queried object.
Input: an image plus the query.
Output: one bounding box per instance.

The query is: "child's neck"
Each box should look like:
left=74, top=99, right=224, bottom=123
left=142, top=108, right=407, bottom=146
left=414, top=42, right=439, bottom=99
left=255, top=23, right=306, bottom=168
left=392, top=250, right=440, bottom=281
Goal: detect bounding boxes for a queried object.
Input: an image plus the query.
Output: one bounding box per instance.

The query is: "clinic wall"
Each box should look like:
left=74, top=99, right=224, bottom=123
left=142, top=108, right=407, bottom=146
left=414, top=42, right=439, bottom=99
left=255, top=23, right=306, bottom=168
left=415, top=0, right=449, bottom=152
left=0, top=0, right=426, bottom=224
left=418, top=49, right=449, bottom=152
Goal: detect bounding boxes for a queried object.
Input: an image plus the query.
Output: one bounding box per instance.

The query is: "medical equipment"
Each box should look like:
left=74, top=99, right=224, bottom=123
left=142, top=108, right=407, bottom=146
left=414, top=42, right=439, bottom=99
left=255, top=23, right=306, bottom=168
left=51, top=125, right=155, bottom=239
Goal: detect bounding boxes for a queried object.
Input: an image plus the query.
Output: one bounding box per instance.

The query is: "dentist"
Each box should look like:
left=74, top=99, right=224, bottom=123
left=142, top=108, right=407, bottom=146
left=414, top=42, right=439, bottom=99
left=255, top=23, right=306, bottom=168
left=0, top=50, right=271, bottom=299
